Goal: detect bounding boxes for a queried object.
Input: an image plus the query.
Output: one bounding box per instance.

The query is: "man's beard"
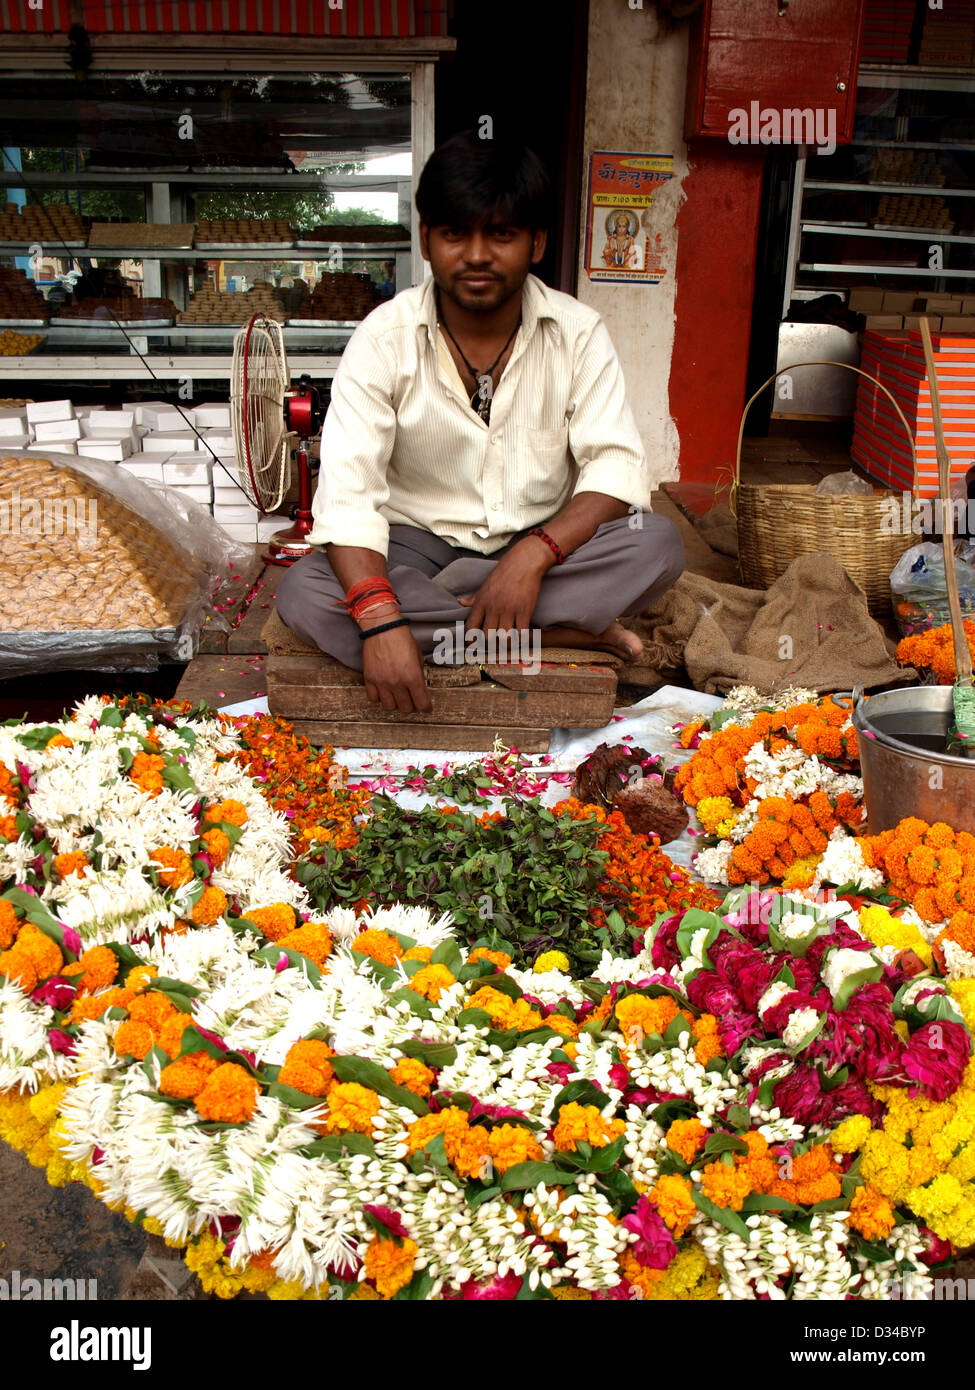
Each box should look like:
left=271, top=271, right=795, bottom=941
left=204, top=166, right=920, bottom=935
left=435, top=268, right=521, bottom=314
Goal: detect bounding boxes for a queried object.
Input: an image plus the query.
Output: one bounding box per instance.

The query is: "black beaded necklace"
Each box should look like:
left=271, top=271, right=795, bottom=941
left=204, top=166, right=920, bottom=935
left=435, top=287, right=521, bottom=424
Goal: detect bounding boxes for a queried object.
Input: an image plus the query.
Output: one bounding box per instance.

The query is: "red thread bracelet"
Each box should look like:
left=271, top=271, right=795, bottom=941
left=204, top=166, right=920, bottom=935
left=528, top=526, right=565, bottom=565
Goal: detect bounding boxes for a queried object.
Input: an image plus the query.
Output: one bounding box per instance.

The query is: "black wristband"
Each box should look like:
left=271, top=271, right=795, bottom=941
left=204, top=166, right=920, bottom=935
left=358, top=616, right=411, bottom=642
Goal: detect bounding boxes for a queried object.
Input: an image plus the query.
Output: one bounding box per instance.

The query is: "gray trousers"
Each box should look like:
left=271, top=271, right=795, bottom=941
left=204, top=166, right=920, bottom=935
left=275, top=513, right=684, bottom=671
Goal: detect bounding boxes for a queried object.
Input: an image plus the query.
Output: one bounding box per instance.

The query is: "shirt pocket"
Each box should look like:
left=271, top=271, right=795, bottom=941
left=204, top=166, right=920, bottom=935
left=515, top=425, right=569, bottom=507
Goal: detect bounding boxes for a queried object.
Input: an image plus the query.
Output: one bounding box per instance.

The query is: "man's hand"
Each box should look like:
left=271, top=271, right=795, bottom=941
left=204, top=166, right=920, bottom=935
left=361, top=620, right=433, bottom=714
left=460, top=538, right=552, bottom=634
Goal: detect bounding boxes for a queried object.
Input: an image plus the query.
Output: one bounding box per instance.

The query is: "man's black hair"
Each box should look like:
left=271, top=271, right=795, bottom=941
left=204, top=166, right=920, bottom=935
left=416, top=130, right=552, bottom=233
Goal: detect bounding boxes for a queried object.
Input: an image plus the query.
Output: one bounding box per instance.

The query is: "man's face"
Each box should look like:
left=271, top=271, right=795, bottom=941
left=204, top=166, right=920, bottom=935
left=420, top=217, right=547, bottom=314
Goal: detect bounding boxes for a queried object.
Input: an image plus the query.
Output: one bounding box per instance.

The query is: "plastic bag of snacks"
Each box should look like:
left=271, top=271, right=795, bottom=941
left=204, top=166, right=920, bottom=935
left=0, top=449, right=254, bottom=676
left=890, top=541, right=975, bottom=637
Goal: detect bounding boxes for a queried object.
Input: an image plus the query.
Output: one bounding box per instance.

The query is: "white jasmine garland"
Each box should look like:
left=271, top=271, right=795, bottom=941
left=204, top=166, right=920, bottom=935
left=782, top=1007, right=822, bottom=1050
left=821, top=946, right=881, bottom=1000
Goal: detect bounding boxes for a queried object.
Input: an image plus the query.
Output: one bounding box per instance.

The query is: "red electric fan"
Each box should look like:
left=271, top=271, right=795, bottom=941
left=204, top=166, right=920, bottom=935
left=230, top=312, right=322, bottom=566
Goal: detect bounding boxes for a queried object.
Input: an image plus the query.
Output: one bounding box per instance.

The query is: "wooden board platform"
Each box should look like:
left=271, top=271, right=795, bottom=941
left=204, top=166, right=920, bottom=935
left=290, top=720, right=552, bottom=753
left=267, top=653, right=617, bottom=728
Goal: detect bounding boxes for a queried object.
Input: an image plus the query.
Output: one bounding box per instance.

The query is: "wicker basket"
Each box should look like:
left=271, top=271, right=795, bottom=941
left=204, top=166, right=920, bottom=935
left=734, top=361, right=918, bottom=615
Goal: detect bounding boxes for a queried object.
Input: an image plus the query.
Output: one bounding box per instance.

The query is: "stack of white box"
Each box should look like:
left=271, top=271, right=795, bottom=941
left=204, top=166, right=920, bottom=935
left=5, top=397, right=291, bottom=544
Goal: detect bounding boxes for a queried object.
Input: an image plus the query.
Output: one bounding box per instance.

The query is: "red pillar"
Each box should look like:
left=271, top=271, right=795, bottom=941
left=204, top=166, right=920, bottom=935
left=669, top=142, right=765, bottom=502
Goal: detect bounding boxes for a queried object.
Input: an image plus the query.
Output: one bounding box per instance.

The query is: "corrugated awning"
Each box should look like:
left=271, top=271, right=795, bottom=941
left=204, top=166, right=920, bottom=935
left=0, top=0, right=448, bottom=36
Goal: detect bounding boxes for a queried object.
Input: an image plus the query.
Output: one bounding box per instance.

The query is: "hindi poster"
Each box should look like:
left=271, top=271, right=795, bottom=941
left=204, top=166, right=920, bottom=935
left=584, top=151, right=675, bottom=284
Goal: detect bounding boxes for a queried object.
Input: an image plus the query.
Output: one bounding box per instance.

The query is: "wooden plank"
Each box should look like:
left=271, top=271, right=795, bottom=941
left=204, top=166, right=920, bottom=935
left=198, top=547, right=265, bottom=654
left=175, top=653, right=266, bottom=707
left=226, top=566, right=286, bottom=654
left=263, top=652, right=479, bottom=689
left=291, top=720, right=550, bottom=753
left=483, top=661, right=617, bottom=695
left=266, top=671, right=616, bottom=728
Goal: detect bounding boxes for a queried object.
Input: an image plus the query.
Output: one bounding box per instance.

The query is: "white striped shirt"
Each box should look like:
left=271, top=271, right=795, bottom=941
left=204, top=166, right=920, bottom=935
left=306, top=272, right=653, bottom=556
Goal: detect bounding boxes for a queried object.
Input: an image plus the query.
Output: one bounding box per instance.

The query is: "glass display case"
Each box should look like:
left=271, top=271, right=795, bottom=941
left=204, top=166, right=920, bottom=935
left=784, top=64, right=975, bottom=310
left=0, top=65, right=433, bottom=382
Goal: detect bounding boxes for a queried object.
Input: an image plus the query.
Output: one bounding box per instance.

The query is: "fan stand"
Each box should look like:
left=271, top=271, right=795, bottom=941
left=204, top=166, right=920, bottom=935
left=264, top=376, right=319, bottom=567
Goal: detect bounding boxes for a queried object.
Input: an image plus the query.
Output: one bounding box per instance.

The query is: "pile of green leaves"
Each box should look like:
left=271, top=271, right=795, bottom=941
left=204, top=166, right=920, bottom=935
left=297, top=796, right=640, bottom=975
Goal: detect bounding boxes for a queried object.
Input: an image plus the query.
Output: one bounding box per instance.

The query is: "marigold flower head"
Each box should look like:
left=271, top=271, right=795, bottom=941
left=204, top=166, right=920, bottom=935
left=352, top=929, right=404, bottom=967
left=204, top=799, right=248, bottom=827
left=278, top=1039, right=335, bottom=1097
left=614, top=993, right=679, bottom=1047
left=409, top=963, right=456, bottom=1002
left=0, top=923, right=63, bottom=993
left=276, top=923, right=334, bottom=969
left=0, top=815, right=18, bottom=842
left=390, top=1057, right=435, bottom=1098
left=322, top=1082, right=380, bottom=1136
left=666, top=1117, right=708, bottom=1164
left=468, top=946, right=512, bottom=971
left=363, top=1235, right=417, bottom=1299
left=62, top=944, right=118, bottom=995
left=534, top=950, right=571, bottom=974
left=151, top=846, right=194, bottom=889
left=649, top=1174, right=697, bottom=1237
left=0, top=899, right=22, bottom=951
left=243, top=903, right=297, bottom=941
left=53, top=851, right=89, bottom=881
left=127, top=991, right=177, bottom=1031
left=402, top=945, right=433, bottom=964
left=129, top=750, right=165, bottom=797
left=830, top=1113, right=872, bottom=1154
left=157, top=1012, right=193, bottom=1059
left=487, top=1123, right=544, bottom=1175
left=159, top=1051, right=219, bottom=1100
left=200, top=826, right=231, bottom=867
left=444, top=1122, right=492, bottom=1180
left=552, top=1102, right=625, bottom=1153
left=194, top=1062, right=260, bottom=1123
left=113, top=1019, right=154, bottom=1060
left=190, top=884, right=228, bottom=927
left=848, top=1185, right=896, bottom=1240
left=700, top=1160, right=753, bottom=1211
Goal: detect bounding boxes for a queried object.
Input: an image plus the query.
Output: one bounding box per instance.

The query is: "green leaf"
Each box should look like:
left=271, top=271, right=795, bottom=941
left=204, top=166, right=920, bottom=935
left=15, top=725, right=62, bottom=750
left=329, top=1054, right=428, bottom=1117
left=140, top=1044, right=168, bottom=1084
left=456, top=1008, right=493, bottom=1030
left=550, top=1079, right=608, bottom=1119
left=740, top=1192, right=804, bottom=1214
left=467, top=1184, right=502, bottom=1211
left=252, top=945, right=322, bottom=985
left=829, top=954, right=883, bottom=1012
left=397, top=1040, right=457, bottom=1069
left=266, top=1082, right=328, bottom=1111
left=701, top=1133, right=749, bottom=1160
left=161, top=763, right=198, bottom=795
left=431, top=939, right=463, bottom=976
left=726, top=1104, right=751, bottom=1131
left=691, top=1189, right=750, bottom=1239
left=98, top=706, right=125, bottom=728
left=663, top=1013, right=691, bottom=1044
left=499, top=1161, right=566, bottom=1192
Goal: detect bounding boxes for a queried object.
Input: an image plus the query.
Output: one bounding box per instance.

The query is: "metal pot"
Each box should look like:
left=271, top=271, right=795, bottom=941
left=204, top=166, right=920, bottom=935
left=850, top=684, right=975, bottom=835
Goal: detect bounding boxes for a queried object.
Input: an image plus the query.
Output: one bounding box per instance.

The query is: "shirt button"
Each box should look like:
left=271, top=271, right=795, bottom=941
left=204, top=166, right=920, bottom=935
left=492, top=502, right=502, bottom=511
left=491, top=434, right=500, bottom=445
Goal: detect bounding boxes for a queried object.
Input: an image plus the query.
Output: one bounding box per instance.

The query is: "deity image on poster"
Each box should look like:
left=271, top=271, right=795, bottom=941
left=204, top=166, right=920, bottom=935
left=602, top=210, right=643, bottom=270
left=584, top=151, right=674, bottom=284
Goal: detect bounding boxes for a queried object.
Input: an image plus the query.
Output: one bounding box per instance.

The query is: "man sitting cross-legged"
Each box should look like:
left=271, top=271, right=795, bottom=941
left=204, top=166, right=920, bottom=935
left=276, top=131, right=684, bottom=714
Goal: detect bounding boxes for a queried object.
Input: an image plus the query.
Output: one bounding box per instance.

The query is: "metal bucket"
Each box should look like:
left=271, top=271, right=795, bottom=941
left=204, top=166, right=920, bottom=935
left=851, top=684, right=975, bottom=835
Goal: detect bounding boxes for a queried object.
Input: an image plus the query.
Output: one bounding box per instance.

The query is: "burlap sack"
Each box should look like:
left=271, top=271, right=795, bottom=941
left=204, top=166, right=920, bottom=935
left=631, top=553, right=911, bottom=695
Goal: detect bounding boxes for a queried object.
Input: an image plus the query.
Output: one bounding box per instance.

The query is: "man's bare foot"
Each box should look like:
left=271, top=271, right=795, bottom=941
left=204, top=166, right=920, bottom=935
left=540, top=620, right=644, bottom=662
